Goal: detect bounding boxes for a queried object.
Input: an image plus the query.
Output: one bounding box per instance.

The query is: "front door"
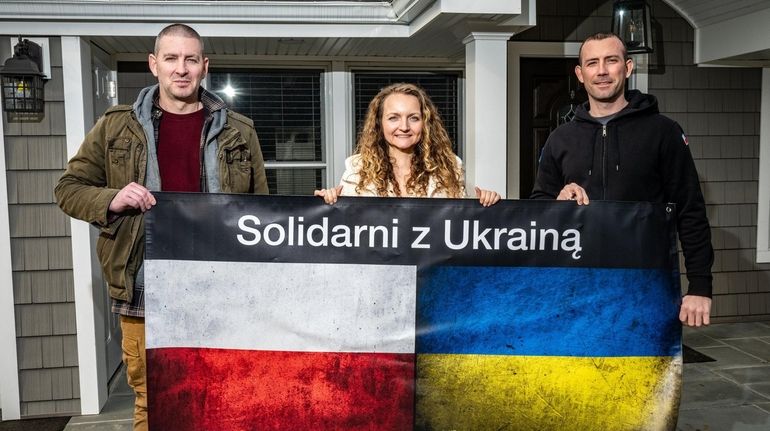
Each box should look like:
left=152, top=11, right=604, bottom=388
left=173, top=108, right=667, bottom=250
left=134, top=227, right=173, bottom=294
left=519, top=58, right=587, bottom=198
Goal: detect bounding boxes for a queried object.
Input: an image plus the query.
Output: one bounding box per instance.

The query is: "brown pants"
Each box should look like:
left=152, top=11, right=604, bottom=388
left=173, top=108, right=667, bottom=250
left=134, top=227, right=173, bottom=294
left=120, top=315, right=147, bottom=431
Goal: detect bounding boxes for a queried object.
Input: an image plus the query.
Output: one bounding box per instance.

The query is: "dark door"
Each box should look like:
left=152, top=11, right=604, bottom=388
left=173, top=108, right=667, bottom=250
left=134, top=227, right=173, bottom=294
left=519, top=58, right=587, bottom=198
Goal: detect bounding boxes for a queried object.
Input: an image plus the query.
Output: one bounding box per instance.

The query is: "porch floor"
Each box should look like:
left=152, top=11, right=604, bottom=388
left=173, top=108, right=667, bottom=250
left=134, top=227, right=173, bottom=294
left=61, top=321, right=770, bottom=430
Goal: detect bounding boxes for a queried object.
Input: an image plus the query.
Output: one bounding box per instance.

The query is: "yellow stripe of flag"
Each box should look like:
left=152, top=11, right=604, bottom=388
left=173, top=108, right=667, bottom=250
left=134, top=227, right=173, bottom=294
left=416, top=354, right=681, bottom=431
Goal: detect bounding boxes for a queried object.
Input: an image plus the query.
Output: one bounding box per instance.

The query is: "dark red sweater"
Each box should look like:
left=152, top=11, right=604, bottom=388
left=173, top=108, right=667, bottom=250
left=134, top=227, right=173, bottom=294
left=157, top=109, right=205, bottom=192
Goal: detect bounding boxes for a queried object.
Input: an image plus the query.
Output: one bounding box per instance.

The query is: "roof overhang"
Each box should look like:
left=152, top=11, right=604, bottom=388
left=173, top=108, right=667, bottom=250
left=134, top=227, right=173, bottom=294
left=0, top=0, right=536, bottom=59
left=662, top=0, right=770, bottom=66
left=693, top=7, right=770, bottom=66
left=0, top=0, right=534, bottom=38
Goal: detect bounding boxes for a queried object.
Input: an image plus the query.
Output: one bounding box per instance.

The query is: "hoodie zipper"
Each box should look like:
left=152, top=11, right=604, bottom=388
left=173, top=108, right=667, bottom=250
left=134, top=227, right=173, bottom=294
left=601, top=125, right=607, bottom=200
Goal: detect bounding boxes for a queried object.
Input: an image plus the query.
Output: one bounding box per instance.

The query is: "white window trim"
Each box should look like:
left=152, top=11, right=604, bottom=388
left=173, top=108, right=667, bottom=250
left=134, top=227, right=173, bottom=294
left=326, top=62, right=353, bottom=187
left=757, top=68, right=770, bottom=262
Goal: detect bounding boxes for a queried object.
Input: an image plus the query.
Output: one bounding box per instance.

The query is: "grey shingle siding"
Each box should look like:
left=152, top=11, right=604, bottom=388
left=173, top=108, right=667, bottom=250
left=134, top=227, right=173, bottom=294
left=3, top=36, right=81, bottom=416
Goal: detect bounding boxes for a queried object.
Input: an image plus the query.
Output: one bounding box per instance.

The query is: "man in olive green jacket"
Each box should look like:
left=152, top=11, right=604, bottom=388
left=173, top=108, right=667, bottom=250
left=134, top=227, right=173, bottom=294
left=55, top=24, right=267, bottom=431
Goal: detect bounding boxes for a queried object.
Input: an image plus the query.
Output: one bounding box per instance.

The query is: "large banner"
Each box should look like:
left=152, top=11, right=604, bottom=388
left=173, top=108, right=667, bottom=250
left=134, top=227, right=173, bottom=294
left=144, top=193, right=682, bottom=430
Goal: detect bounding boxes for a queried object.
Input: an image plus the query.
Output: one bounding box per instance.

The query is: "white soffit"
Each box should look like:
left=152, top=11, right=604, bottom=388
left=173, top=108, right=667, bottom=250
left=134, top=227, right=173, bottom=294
left=0, top=0, right=403, bottom=23
left=0, top=0, right=535, bottom=58
left=693, top=6, right=770, bottom=65
left=663, top=0, right=770, bottom=65
left=0, top=0, right=527, bottom=30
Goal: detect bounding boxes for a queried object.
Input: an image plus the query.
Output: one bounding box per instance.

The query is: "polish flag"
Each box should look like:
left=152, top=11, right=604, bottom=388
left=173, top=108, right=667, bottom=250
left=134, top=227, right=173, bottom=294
left=145, top=260, right=416, bottom=430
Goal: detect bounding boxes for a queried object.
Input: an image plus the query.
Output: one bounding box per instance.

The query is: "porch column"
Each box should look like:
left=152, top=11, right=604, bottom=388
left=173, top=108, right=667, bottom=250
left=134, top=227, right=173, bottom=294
left=0, top=68, right=21, bottom=421
left=61, top=36, right=108, bottom=415
left=463, top=32, right=513, bottom=198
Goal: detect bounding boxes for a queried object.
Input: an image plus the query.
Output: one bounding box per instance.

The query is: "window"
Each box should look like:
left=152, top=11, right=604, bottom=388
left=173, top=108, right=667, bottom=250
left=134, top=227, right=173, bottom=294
left=209, top=69, right=324, bottom=195
left=353, top=72, right=461, bottom=154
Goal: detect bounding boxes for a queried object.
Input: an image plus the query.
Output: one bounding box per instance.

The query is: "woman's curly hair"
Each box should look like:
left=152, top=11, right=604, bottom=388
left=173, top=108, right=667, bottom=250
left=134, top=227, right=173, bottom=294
left=354, top=83, right=463, bottom=198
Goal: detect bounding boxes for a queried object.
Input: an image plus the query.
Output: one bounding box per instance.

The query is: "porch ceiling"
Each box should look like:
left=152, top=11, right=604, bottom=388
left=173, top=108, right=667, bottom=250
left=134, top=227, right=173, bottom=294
left=0, top=0, right=535, bottom=61
left=90, top=12, right=514, bottom=61
left=3, top=1, right=767, bottom=66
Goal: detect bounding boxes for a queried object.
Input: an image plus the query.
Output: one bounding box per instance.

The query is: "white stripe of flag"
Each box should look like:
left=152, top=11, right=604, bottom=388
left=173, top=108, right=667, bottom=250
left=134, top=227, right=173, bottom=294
left=145, top=260, right=417, bottom=353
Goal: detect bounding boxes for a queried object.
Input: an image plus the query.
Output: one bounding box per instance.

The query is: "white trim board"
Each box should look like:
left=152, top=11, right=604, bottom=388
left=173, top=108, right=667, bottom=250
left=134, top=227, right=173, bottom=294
left=61, top=36, right=108, bottom=415
left=0, top=81, right=21, bottom=421
left=757, top=68, right=770, bottom=263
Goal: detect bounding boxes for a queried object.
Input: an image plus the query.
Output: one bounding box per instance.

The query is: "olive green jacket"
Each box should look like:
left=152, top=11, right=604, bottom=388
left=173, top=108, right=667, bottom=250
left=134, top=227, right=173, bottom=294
left=55, top=85, right=268, bottom=303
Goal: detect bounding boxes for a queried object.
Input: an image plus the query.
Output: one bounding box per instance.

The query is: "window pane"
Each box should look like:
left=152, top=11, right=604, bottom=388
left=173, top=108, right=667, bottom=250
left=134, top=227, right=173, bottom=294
left=353, top=72, right=460, bottom=153
left=209, top=69, right=324, bottom=195
left=208, top=70, right=324, bottom=163
left=267, top=168, right=324, bottom=196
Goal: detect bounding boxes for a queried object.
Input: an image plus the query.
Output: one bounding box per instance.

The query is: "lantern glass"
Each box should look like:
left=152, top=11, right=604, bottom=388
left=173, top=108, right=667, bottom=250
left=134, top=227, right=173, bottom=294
left=1, top=74, right=44, bottom=113
left=612, top=0, right=653, bottom=54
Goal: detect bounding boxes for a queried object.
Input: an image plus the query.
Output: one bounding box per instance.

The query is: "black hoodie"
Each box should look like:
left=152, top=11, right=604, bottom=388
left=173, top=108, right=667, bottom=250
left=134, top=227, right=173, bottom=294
left=531, top=90, right=713, bottom=297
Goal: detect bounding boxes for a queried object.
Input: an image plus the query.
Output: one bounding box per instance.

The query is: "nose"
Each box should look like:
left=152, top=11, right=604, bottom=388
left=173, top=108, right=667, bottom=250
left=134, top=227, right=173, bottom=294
left=597, top=61, right=608, bottom=75
left=398, top=117, right=409, bottom=131
left=175, top=58, right=188, bottom=75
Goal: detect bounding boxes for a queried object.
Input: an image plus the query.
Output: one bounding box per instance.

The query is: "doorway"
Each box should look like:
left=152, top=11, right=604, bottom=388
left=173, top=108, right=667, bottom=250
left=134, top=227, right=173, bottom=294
left=519, top=58, right=586, bottom=198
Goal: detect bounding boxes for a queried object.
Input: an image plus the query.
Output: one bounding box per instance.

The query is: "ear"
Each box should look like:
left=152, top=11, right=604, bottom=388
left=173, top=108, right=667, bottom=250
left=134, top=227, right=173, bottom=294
left=574, top=64, right=585, bottom=84
left=202, top=57, right=209, bottom=79
left=625, top=58, right=634, bottom=78
left=148, top=53, right=159, bottom=77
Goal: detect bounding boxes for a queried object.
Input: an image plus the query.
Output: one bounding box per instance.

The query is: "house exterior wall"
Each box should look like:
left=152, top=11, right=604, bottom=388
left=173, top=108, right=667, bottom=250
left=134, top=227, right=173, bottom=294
left=513, top=0, right=770, bottom=321
left=1, top=0, right=767, bottom=420
left=2, top=37, right=81, bottom=416
left=648, top=2, right=769, bottom=320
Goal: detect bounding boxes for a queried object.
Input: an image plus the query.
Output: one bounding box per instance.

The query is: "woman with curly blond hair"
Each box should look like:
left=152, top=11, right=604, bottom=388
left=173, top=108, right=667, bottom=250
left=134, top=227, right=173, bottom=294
left=315, top=83, right=500, bottom=205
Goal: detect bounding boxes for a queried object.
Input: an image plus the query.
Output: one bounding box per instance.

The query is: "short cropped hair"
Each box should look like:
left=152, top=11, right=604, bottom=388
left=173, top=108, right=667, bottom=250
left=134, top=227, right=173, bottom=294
left=154, top=23, right=204, bottom=55
left=578, top=32, right=628, bottom=64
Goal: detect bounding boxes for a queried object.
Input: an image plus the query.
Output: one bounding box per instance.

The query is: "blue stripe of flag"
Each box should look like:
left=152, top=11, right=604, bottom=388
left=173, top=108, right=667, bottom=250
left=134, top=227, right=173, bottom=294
left=416, top=267, right=681, bottom=357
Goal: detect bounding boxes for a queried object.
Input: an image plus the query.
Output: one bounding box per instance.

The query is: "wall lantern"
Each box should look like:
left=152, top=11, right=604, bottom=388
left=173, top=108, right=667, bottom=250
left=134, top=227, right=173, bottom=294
left=0, top=37, right=46, bottom=113
left=611, top=0, right=654, bottom=54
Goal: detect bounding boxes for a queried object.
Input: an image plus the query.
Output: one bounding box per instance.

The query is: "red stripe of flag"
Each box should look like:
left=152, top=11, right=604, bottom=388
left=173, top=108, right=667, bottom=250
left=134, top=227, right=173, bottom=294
left=148, top=348, right=415, bottom=430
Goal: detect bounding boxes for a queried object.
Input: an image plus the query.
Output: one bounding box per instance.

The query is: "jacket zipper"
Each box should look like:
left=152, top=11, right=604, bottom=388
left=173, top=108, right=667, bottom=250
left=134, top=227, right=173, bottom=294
left=128, top=113, right=145, bottom=183
left=602, top=125, right=607, bottom=200
left=199, top=115, right=213, bottom=192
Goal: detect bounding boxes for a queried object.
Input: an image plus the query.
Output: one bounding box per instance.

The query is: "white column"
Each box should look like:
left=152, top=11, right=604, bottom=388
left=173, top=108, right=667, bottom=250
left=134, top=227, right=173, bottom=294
left=757, top=68, right=770, bottom=262
left=0, top=81, right=21, bottom=421
left=463, top=32, right=513, bottom=198
left=324, top=62, right=353, bottom=186
left=61, top=36, right=108, bottom=414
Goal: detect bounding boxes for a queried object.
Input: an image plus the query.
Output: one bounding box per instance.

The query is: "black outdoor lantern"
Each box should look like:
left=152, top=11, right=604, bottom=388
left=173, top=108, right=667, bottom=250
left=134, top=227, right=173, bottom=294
left=0, top=37, right=46, bottom=113
left=611, top=0, right=654, bottom=54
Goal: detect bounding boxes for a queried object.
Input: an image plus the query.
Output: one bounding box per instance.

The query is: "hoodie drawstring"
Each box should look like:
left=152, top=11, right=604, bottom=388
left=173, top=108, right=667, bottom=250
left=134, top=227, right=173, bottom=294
left=611, top=124, right=620, bottom=172
left=588, top=127, right=597, bottom=177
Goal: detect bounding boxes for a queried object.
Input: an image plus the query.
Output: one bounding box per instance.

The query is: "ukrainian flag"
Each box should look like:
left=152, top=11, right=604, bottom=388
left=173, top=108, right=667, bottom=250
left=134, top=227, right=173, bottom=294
left=416, top=266, right=682, bottom=431
left=145, top=194, right=682, bottom=430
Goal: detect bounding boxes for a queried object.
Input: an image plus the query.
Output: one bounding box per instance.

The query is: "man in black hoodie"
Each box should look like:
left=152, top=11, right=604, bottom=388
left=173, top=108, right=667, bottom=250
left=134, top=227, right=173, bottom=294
left=531, top=32, right=713, bottom=327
